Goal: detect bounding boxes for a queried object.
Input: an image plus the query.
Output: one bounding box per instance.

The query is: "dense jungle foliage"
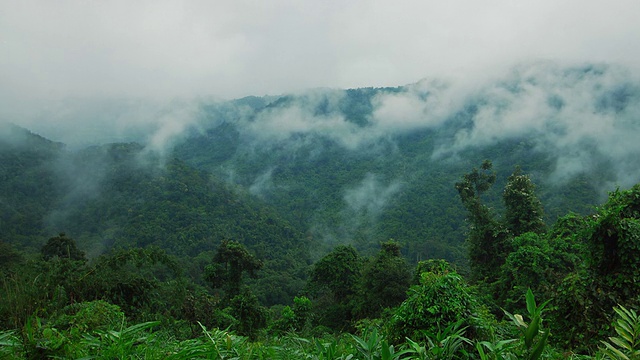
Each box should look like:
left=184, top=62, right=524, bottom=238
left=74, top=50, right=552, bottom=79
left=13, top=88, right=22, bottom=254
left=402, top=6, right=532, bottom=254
left=2, top=72, right=640, bottom=358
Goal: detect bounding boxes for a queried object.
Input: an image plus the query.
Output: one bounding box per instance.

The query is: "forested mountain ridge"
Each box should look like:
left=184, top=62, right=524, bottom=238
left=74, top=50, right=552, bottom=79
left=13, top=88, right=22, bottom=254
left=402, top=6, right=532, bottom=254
left=3, top=62, right=638, bottom=267
left=173, top=62, right=635, bottom=261
left=0, top=126, right=309, bottom=304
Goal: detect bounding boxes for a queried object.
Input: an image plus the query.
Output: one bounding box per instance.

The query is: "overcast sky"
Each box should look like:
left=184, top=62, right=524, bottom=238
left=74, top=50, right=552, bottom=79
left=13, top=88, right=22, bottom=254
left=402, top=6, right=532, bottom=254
left=1, top=0, right=640, bottom=143
left=2, top=0, right=639, bottom=100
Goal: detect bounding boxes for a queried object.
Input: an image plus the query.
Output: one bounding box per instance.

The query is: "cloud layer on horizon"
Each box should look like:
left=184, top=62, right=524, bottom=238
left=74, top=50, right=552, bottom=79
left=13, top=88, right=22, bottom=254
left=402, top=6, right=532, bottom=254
left=3, top=0, right=639, bottom=172
left=1, top=0, right=639, bottom=105
left=228, top=62, right=640, bottom=189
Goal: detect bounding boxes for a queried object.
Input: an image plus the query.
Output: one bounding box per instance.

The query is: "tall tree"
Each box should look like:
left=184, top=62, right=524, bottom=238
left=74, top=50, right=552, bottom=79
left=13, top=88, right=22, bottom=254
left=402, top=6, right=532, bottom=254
left=204, top=239, right=263, bottom=299
left=41, top=233, right=86, bottom=262
left=356, top=240, right=411, bottom=318
left=204, top=240, right=267, bottom=337
left=455, top=160, right=496, bottom=215
left=550, top=184, right=640, bottom=350
left=587, top=184, right=640, bottom=292
left=455, top=160, right=507, bottom=283
left=503, top=166, right=546, bottom=237
left=309, top=245, right=362, bottom=302
left=307, top=245, right=363, bottom=329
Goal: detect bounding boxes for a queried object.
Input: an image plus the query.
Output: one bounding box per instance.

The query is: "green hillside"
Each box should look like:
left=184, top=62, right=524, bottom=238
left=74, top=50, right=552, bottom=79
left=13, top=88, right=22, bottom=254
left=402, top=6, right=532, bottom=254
left=0, top=128, right=309, bottom=305
left=173, top=67, right=618, bottom=263
left=0, top=124, right=65, bottom=249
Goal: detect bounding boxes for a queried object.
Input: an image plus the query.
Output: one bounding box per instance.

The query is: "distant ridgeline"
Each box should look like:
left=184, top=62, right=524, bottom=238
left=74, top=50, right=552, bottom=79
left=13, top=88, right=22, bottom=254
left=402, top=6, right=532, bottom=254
left=2, top=62, right=639, bottom=303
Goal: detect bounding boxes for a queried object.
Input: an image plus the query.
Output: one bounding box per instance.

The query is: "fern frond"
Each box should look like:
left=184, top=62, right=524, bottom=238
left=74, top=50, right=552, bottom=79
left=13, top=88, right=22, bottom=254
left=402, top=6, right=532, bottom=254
left=610, top=337, right=633, bottom=352
left=601, top=341, right=631, bottom=360
left=600, top=305, right=640, bottom=359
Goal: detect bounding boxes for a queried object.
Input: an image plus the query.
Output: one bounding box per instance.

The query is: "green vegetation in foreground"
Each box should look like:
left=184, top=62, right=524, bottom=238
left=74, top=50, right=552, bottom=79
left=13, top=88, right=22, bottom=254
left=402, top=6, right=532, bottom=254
left=0, top=283, right=635, bottom=359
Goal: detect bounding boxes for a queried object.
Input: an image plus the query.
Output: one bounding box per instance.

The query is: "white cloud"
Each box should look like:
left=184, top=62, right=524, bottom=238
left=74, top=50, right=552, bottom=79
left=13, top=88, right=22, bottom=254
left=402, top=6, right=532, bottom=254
left=143, top=101, right=200, bottom=156
left=370, top=78, right=472, bottom=133
left=1, top=0, right=638, bottom=106
left=433, top=62, right=640, bottom=187
left=344, top=174, right=403, bottom=216
left=240, top=89, right=369, bottom=149
left=249, top=167, right=276, bottom=198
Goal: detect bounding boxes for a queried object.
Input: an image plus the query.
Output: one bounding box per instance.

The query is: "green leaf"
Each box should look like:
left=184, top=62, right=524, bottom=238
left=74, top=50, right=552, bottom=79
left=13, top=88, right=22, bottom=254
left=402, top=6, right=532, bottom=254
left=529, top=328, right=549, bottom=360
left=616, top=321, right=634, bottom=343
left=602, top=341, right=631, bottom=360
left=610, top=337, right=633, bottom=352
left=526, top=288, right=536, bottom=316
left=121, top=321, right=160, bottom=336
left=524, top=316, right=540, bottom=348
left=476, top=342, right=488, bottom=360
left=380, top=342, right=391, bottom=360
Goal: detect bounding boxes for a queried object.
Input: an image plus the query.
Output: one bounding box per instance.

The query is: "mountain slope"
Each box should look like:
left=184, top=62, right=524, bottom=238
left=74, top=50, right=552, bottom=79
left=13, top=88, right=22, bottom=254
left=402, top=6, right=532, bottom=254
left=0, top=124, right=65, bottom=249
left=0, top=130, right=309, bottom=304
left=173, top=63, right=638, bottom=262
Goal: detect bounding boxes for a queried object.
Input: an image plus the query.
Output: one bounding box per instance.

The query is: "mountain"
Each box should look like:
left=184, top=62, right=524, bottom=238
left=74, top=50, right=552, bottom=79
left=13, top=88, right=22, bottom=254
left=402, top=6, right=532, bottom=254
left=2, top=62, right=639, bottom=300
left=173, top=62, right=638, bottom=263
left=0, top=127, right=309, bottom=304
left=0, top=124, right=65, bottom=248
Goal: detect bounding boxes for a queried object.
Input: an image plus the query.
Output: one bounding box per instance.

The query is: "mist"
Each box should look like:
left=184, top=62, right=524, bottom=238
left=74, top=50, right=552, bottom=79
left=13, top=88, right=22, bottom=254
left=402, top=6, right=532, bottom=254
left=201, top=62, right=640, bottom=191
left=435, top=62, right=640, bottom=188
left=2, top=1, right=639, bottom=144
left=6, top=59, right=640, bottom=194
left=344, top=174, right=403, bottom=218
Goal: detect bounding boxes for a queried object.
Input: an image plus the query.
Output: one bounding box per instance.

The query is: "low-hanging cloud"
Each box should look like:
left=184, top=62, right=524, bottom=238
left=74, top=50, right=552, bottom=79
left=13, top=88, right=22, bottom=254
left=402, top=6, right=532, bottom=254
left=1, top=97, right=203, bottom=153
left=309, top=173, right=404, bottom=246
left=234, top=79, right=475, bottom=152
left=432, top=62, right=640, bottom=188
left=249, top=167, right=276, bottom=198
left=370, top=79, right=466, bottom=131
left=141, top=100, right=202, bottom=157
left=224, top=61, right=640, bottom=191
left=238, top=89, right=368, bottom=150
left=344, top=173, right=403, bottom=217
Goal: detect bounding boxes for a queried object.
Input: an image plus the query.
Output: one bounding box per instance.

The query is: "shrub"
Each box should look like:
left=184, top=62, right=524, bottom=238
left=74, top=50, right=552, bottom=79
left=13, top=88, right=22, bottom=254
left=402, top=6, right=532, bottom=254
left=389, top=266, right=491, bottom=344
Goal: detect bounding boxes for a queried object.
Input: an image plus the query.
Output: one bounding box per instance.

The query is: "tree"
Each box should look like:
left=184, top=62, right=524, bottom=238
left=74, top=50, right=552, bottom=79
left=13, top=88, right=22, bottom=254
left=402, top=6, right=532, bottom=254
left=503, top=167, right=546, bottom=237
left=412, top=259, right=454, bottom=285
left=309, top=245, right=362, bottom=302
left=390, top=262, right=488, bottom=344
left=204, top=239, right=263, bottom=299
left=457, top=163, right=549, bottom=287
left=78, top=247, right=180, bottom=318
left=548, top=184, right=640, bottom=350
left=455, top=159, right=496, bottom=214
left=357, top=240, right=411, bottom=318
left=201, top=240, right=268, bottom=337
left=581, top=184, right=640, bottom=316
left=0, top=240, right=22, bottom=271
left=307, top=245, right=363, bottom=329
left=272, top=296, right=313, bottom=334
left=41, top=233, right=86, bottom=262
left=229, top=289, right=268, bottom=338
left=496, top=232, right=555, bottom=311
left=587, top=184, right=640, bottom=284
left=455, top=160, right=507, bottom=283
